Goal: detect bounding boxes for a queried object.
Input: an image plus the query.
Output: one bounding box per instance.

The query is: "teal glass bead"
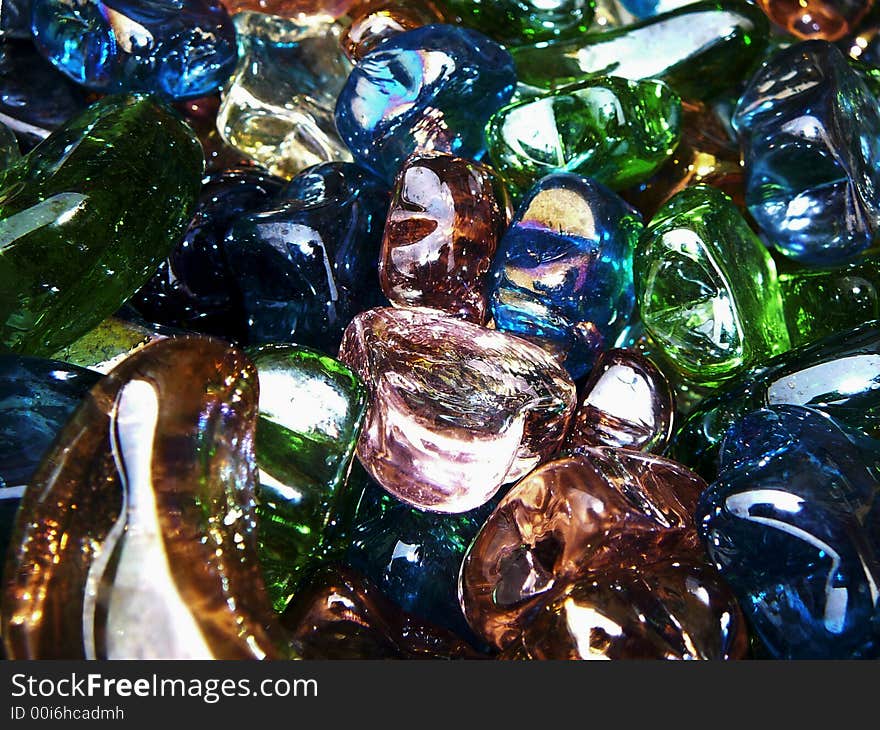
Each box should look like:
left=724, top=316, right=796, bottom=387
left=341, top=462, right=497, bottom=642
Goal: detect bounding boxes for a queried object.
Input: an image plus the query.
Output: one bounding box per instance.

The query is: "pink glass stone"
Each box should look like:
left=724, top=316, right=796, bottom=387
left=337, top=306, right=576, bottom=513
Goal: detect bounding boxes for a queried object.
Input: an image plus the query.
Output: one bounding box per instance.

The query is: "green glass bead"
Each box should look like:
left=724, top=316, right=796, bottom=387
left=0, top=94, right=203, bottom=357
left=436, top=1, right=596, bottom=46
left=780, top=256, right=880, bottom=347
left=511, top=1, right=770, bottom=101
left=249, top=344, right=368, bottom=612
left=486, top=76, right=681, bottom=195
left=634, top=185, right=790, bottom=386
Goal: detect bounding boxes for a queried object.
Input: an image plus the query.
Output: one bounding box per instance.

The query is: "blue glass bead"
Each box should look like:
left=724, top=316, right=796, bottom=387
left=131, top=168, right=286, bottom=341
left=697, top=405, right=880, bottom=659
left=342, top=462, right=496, bottom=644
left=0, top=39, right=89, bottom=152
left=224, top=162, right=390, bottom=354
left=0, top=356, right=100, bottom=560
left=334, top=24, right=517, bottom=183
left=30, top=0, right=238, bottom=100
left=733, top=40, right=880, bottom=265
left=489, top=173, right=642, bottom=380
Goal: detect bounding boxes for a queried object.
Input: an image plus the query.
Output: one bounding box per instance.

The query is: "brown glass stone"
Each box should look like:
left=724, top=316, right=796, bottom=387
left=379, top=152, right=510, bottom=324
left=756, top=0, right=871, bottom=40
left=566, top=348, right=674, bottom=453
left=622, top=101, right=744, bottom=220
left=281, top=566, right=483, bottom=659
left=459, top=450, right=706, bottom=649
left=510, top=560, right=749, bottom=660
left=341, top=1, right=446, bottom=61
left=0, top=337, right=288, bottom=659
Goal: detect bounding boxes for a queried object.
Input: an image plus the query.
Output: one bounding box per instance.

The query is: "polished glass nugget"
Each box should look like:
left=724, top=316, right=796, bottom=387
left=31, top=0, right=238, bottom=100
left=217, top=14, right=353, bottom=179
left=635, top=185, right=790, bottom=386
left=511, top=1, right=769, bottom=101
left=780, top=256, right=880, bottom=347
left=670, top=321, right=880, bottom=478
left=0, top=338, right=289, bottom=659
left=380, top=151, right=509, bottom=323
left=734, top=40, right=880, bottom=265
left=334, top=24, right=516, bottom=182
left=0, top=39, right=88, bottom=152
left=490, top=173, right=643, bottom=379
left=486, top=76, right=681, bottom=196
left=436, top=0, right=596, bottom=45
left=250, top=345, right=367, bottom=612
left=698, top=405, right=880, bottom=658
left=0, top=356, right=100, bottom=560
left=337, top=307, right=576, bottom=513
left=0, top=94, right=203, bottom=357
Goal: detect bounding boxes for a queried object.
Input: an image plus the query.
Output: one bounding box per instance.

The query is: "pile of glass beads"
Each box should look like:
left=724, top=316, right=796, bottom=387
left=0, top=0, right=878, bottom=660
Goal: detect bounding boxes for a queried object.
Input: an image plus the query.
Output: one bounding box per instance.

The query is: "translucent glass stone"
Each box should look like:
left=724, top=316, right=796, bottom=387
left=217, top=15, right=353, bottom=179
left=337, top=307, right=576, bottom=513
left=635, top=185, right=790, bottom=385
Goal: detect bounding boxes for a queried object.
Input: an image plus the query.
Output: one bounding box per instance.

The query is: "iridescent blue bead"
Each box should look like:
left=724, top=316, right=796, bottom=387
left=697, top=405, right=880, bottom=659
left=489, top=173, right=642, bottom=380
left=30, top=0, right=238, bottom=100
left=334, top=24, right=517, bottom=182
left=342, top=462, right=496, bottom=645
left=224, top=162, right=390, bottom=354
left=0, top=356, right=100, bottom=560
left=131, top=168, right=286, bottom=341
left=733, top=40, right=880, bottom=265
left=0, top=39, right=88, bottom=152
